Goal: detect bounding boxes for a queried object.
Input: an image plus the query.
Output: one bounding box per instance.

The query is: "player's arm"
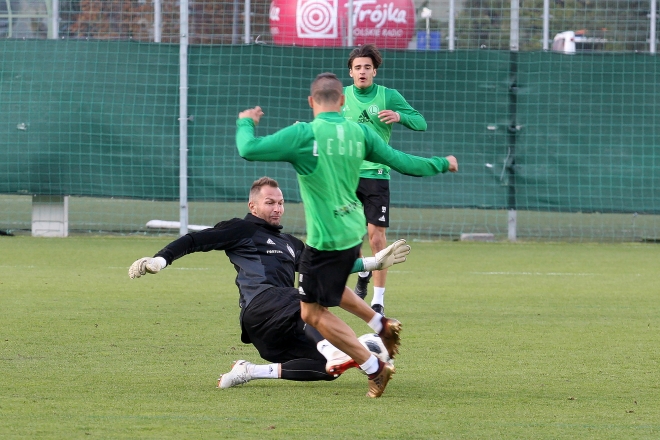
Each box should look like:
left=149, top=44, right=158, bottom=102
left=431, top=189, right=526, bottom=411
left=289, top=234, right=306, bottom=272
left=351, top=239, right=411, bottom=272
left=362, top=125, right=457, bottom=176
left=236, top=118, right=299, bottom=162
left=236, top=113, right=317, bottom=174
left=129, top=221, right=252, bottom=279
left=379, top=89, right=427, bottom=131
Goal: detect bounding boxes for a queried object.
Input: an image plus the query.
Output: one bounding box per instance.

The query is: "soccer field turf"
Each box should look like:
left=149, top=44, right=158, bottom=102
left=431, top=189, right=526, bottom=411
left=1, top=236, right=659, bottom=439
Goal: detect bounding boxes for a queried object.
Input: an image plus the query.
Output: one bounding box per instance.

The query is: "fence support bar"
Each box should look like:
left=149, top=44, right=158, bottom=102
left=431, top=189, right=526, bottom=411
left=179, top=0, right=189, bottom=236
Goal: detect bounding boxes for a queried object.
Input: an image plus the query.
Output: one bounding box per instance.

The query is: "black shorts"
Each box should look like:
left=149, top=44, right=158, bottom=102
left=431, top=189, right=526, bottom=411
left=356, top=178, right=390, bottom=227
left=298, top=244, right=361, bottom=307
left=241, top=286, right=323, bottom=364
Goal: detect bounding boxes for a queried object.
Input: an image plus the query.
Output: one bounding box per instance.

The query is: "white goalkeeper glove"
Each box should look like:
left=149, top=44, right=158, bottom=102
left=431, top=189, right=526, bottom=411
left=361, top=239, right=411, bottom=272
left=128, top=257, right=166, bottom=279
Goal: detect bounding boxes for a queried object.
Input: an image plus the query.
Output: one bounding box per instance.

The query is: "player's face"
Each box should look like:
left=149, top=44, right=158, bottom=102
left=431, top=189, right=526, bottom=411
left=250, top=186, right=284, bottom=226
left=349, top=57, right=377, bottom=89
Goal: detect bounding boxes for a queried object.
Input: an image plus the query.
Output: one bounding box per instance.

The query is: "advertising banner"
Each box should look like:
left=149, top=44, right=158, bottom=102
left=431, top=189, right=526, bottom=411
left=269, top=0, right=415, bottom=49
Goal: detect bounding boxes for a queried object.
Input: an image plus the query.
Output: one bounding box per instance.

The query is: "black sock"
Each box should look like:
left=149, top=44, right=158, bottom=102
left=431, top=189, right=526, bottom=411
left=280, top=358, right=337, bottom=381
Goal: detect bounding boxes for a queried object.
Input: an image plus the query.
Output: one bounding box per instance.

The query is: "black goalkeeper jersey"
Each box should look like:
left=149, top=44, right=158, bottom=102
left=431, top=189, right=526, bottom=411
left=154, top=213, right=305, bottom=311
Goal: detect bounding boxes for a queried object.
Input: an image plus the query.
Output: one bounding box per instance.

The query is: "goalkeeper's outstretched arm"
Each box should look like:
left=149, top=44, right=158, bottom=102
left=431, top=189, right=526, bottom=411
left=128, top=224, right=242, bottom=279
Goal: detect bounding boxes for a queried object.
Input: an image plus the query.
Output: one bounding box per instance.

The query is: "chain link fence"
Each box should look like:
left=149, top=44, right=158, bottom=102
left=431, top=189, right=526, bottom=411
left=2, top=1, right=658, bottom=52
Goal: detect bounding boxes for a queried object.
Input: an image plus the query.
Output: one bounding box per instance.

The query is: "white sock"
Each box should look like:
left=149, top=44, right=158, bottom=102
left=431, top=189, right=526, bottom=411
left=368, top=313, right=384, bottom=334
left=250, top=364, right=279, bottom=379
left=360, top=354, right=380, bottom=375
left=358, top=271, right=370, bottom=278
left=371, top=287, right=385, bottom=306
left=317, top=340, right=340, bottom=360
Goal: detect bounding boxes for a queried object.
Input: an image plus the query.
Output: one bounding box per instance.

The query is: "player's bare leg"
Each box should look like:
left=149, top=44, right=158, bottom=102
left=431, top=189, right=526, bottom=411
left=368, top=223, right=388, bottom=315
left=303, top=287, right=399, bottom=354
left=339, top=286, right=402, bottom=359
left=301, top=298, right=398, bottom=397
left=325, top=287, right=399, bottom=376
left=300, top=301, right=372, bottom=365
left=338, top=287, right=400, bottom=397
left=339, top=286, right=378, bottom=322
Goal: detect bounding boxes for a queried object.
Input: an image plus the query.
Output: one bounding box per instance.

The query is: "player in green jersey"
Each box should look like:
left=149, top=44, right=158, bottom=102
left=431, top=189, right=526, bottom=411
left=342, top=44, right=428, bottom=316
left=236, top=72, right=457, bottom=398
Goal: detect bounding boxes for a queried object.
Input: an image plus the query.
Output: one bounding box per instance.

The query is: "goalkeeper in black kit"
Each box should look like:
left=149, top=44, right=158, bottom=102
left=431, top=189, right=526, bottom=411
left=128, top=176, right=410, bottom=388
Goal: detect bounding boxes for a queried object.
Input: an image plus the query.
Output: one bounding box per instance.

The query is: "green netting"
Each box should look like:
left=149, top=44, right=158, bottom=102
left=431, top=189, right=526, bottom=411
left=2, top=43, right=657, bottom=210
left=1, top=40, right=180, bottom=199
left=517, top=52, right=659, bottom=214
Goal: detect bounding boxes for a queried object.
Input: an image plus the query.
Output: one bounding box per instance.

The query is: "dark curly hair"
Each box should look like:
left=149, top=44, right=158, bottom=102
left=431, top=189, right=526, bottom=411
left=347, top=44, right=382, bottom=70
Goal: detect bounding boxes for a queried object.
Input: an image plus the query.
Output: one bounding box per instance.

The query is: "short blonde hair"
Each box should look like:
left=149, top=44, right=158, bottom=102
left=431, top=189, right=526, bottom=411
left=249, top=177, right=279, bottom=202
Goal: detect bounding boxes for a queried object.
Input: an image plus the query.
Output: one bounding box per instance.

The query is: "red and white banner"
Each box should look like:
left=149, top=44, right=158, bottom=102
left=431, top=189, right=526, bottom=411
left=269, top=0, right=415, bottom=49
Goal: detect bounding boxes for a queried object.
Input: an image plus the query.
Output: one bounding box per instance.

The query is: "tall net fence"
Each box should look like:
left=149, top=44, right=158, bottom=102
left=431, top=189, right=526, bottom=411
left=457, top=0, right=655, bottom=51
left=1, top=1, right=659, bottom=242
left=2, top=1, right=656, bottom=50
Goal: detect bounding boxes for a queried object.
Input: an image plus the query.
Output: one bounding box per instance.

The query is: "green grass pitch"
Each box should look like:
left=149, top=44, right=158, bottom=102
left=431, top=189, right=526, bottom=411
left=1, top=236, right=659, bottom=439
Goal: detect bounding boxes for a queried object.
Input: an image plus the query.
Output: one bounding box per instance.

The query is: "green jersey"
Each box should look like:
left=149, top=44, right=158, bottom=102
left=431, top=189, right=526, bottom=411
left=236, top=112, right=449, bottom=251
left=297, top=117, right=367, bottom=250
left=342, top=84, right=427, bottom=180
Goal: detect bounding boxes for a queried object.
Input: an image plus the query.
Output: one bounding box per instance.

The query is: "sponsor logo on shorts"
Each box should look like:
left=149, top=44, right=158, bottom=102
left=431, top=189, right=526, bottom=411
left=378, top=215, right=386, bottom=222
left=298, top=286, right=306, bottom=296
left=382, top=206, right=387, bottom=213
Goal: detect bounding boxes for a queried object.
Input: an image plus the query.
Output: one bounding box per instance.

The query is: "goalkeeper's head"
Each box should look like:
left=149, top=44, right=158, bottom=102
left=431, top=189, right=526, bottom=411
left=248, top=176, right=284, bottom=226
left=308, top=72, right=344, bottom=115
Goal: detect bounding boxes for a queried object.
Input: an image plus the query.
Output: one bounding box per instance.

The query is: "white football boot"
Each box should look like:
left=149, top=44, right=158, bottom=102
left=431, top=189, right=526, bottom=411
left=217, top=360, right=254, bottom=389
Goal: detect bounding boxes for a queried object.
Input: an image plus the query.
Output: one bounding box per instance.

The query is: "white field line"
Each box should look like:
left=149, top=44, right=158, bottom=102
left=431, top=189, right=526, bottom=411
left=109, top=266, right=209, bottom=271
left=0, top=266, right=627, bottom=277
left=2, top=265, right=210, bottom=271
left=470, top=272, right=596, bottom=276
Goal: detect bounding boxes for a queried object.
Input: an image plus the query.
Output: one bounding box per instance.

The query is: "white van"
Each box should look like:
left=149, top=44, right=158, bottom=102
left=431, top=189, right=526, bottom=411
left=552, top=30, right=607, bottom=54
